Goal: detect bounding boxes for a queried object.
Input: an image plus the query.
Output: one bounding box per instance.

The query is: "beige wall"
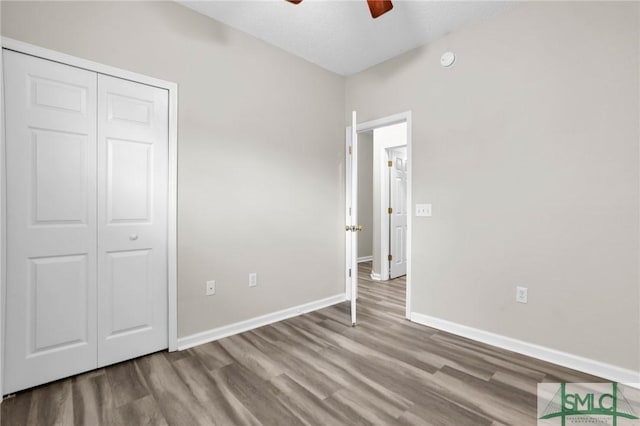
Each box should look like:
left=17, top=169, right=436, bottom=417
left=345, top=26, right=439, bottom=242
left=2, top=0, right=638, bottom=373
left=347, top=1, right=640, bottom=371
left=357, top=131, right=373, bottom=259
left=1, top=1, right=346, bottom=337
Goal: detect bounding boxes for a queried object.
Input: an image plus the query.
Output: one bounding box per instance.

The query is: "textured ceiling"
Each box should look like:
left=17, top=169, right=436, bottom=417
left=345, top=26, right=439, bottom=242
left=178, top=0, right=515, bottom=75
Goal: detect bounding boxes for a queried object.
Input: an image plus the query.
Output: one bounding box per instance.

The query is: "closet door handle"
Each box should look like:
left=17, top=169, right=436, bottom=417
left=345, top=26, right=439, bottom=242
left=129, top=234, right=139, bottom=241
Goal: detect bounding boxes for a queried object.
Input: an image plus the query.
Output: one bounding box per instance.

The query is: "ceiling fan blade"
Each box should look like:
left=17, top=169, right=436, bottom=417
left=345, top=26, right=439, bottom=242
left=286, top=0, right=303, bottom=4
left=366, top=0, right=393, bottom=19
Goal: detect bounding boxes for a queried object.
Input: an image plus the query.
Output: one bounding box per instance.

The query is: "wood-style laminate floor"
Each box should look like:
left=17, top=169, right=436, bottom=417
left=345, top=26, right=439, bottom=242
left=2, top=262, right=604, bottom=426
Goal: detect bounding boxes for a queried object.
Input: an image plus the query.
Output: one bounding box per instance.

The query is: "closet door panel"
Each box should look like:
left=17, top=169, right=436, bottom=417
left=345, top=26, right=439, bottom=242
left=97, top=75, right=168, bottom=367
left=3, top=50, right=98, bottom=393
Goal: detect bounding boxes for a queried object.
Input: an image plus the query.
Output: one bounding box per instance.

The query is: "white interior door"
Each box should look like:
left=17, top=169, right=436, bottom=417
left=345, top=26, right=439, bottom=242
left=3, top=50, right=98, bottom=393
left=347, top=111, right=358, bottom=325
left=389, top=148, right=408, bottom=279
left=96, top=75, right=168, bottom=367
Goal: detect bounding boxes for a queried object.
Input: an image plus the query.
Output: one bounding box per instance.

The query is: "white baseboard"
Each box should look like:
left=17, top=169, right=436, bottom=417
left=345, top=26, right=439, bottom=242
left=411, top=312, right=640, bottom=386
left=357, top=256, right=373, bottom=263
left=370, top=272, right=382, bottom=280
left=177, top=294, right=346, bottom=350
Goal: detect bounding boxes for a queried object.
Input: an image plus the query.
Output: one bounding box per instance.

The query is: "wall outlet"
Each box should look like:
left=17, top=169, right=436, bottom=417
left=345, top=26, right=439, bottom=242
left=206, top=280, right=216, bottom=296
left=416, top=203, right=432, bottom=217
left=516, top=286, right=528, bottom=304
left=249, top=273, right=257, bottom=287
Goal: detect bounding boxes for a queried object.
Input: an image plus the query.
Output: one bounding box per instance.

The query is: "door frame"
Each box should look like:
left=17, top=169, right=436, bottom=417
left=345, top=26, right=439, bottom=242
left=0, top=37, right=179, bottom=395
left=345, top=111, right=413, bottom=320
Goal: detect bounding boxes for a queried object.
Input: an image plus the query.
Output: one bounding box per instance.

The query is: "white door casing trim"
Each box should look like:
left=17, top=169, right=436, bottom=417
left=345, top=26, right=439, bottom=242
left=345, top=111, right=412, bottom=319
left=0, top=37, right=179, bottom=396
left=0, top=36, right=5, bottom=400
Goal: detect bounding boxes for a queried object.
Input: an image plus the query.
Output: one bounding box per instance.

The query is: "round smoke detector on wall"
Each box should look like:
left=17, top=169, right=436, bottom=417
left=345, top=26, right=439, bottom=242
left=440, top=52, right=456, bottom=68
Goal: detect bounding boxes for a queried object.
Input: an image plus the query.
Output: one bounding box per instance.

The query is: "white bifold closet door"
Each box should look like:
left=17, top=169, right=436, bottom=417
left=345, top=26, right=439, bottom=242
left=3, top=50, right=168, bottom=394
left=4, top=50, right=99, bottom=393
left=96, top=74, right=168, bottom=367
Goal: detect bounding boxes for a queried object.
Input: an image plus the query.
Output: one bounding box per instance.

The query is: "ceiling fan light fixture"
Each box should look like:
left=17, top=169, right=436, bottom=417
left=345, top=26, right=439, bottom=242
left=366, top=0, right=394, bottom=19
left=284, top=0, right=394, bottom=20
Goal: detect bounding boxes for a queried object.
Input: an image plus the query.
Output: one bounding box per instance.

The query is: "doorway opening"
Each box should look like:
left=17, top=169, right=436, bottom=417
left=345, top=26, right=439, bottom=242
left=357, top=124, right=408, bottom=281
left=345, top=112, right=412, bottom=325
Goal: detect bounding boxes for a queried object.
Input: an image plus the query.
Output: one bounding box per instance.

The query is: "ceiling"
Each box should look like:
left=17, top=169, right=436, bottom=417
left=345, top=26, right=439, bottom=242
left=178, top=0, right=514, bottom=76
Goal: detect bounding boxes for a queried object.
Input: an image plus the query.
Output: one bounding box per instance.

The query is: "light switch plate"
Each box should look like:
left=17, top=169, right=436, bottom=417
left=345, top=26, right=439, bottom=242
left=416, top=204, right=432, bottom=217
left=249, top=273, right=257, bottom=287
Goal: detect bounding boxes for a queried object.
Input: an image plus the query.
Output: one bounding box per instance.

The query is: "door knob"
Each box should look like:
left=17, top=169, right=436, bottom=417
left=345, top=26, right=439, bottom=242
left=129, top=234, right=139, bottom=241
left=345, top=225, right=364, bottom=232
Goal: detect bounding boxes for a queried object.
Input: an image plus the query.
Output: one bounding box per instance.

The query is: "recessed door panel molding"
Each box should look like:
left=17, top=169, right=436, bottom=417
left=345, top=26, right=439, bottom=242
left=393, top=227, right=404, bottom=269
left=4, top=49, right=98, bottom=394
left=29, top=75, right=88, bottom=115
left=32, top=128, right=89, bottom=226
left=107, top=138, right=153, bottom=223
left=97, top=74, right=168, bottom=368
left=107, top=93, right=152, bottom=126
left=105, top=249, right=152, bottom=338
left=29, top=254, right=89, bottom=355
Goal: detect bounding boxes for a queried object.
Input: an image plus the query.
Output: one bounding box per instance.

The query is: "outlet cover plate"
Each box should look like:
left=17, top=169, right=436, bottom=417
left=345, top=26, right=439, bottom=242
left=206, top=280, right=216, bottom=296
left=516, top=286, right=528, bottom=304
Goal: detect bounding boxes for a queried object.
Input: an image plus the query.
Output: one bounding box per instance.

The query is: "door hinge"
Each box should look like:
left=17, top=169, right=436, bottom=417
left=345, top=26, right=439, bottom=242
left=349, top=146, right=352, bottom=155
left=388, top=254, right=393, bottom=261
left=349, top=268, right=352, bottom=277
left=388, top=207, right=393, bottom=214
left=388, top=160, right=393, bottom=167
